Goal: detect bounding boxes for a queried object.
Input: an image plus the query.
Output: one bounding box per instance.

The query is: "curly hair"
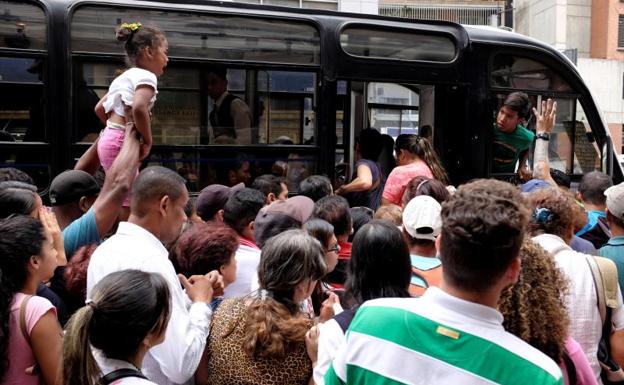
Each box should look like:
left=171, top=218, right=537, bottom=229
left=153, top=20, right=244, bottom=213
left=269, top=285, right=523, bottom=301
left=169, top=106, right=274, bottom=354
left=0, top=216, right=45, bottom=381
left=498, top=239, right=569, bottom=362
left=527, top=187, right=575, bottom=239
left=172, top=222, right=239, bottom=277
left=243, top=230, right=326, bottom=359
left=440, top=179, right=529, bottom=292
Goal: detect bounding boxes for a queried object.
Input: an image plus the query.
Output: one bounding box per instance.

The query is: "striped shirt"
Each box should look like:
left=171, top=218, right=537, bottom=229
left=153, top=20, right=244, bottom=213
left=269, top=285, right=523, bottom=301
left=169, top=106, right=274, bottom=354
left=325, top=287, right=563, bottom=385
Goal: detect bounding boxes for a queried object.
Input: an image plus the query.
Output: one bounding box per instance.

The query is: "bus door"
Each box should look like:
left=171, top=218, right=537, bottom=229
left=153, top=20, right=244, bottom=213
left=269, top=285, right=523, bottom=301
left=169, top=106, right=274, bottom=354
left=327, top=19, right=470, bottom=185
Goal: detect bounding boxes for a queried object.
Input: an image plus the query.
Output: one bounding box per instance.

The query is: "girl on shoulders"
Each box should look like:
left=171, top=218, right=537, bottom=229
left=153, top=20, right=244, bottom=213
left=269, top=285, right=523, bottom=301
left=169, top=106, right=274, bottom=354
left=94, top=22, right=168, bottom=182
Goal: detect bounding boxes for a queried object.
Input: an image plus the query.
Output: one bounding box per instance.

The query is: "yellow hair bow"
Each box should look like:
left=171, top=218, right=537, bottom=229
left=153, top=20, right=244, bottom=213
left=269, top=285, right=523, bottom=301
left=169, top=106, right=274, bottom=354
left=121, top=22, right=142, bottom=32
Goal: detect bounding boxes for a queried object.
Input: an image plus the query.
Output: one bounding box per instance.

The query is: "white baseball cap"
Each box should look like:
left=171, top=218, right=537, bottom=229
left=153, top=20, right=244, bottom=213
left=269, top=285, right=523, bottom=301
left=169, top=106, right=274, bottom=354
left=402, top=195, right=442, bottom=241
left=605, top=182, right=624, bottom=221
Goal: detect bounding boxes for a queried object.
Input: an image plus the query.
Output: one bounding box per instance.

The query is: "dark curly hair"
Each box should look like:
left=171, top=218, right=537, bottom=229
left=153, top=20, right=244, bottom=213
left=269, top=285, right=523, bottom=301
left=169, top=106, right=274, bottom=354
left=0, top=215, right=46, bottom=381
left=439, top=179, right=529, bottom=292
left=527, top=187, right=575, bottom=239
left=499, top=239, right=569, bottom=362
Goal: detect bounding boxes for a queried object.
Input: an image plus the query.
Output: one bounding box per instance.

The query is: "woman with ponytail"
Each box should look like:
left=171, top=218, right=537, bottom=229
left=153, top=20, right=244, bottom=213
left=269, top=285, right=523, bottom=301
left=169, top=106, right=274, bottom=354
left=63, top=269, right=171, bottom=385
left=196, top=230, right=327, bottom=385
left=0, top=215, right=62, bottom=385
left=381, top=134, right=450, bottom=206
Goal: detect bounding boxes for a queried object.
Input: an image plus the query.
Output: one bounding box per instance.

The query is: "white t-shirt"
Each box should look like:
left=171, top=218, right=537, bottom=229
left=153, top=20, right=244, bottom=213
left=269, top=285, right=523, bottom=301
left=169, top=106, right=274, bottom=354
left=223, top=242, right=261, bottom=298
left=533, top=233, right=624, bottom=380
left=102, top=67, right=158, bottom=117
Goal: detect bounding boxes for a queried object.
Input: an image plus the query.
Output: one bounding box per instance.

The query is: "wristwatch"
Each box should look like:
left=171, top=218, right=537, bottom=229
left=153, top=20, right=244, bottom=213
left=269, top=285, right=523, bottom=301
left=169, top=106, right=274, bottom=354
left=536, top=132, right=550, bottom=141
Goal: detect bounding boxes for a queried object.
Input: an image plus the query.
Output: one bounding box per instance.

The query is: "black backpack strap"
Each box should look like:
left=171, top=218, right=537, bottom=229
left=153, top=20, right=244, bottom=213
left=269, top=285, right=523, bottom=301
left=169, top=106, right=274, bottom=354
left=333, top=308, right=357, bottom=333
left=100, top=368, right=148, bottom=385
left=561, top=349, right=577, bottom=385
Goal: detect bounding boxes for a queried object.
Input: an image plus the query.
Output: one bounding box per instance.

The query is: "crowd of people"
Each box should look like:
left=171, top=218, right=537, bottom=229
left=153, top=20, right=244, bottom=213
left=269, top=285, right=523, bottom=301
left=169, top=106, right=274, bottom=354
left=4, top=21, right=624, bottom=385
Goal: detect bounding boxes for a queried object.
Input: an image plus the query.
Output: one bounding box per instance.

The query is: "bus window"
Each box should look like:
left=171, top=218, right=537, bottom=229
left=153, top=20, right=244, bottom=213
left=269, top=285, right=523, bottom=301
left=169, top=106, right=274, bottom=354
left=367, top=83, right=432, bottom=140
left=0, top=57, right=45, bottom=142
left=71, top=6, right=320, bottom=65
left=491, top=93, right=601, bottom=177
left=0, top=1, right=46, bottom=50
left=340, top=26, right=456, bottom=63
left=534, top=97, right=600, bottom=175
left=491, top=55, right=572, bottom=92
left=572, top=101, right=601, bottom=174
left=256, top=71, right=316, bottom=144
left=76, top=63, right=202, bottom=144
left=144, top=150, right=318, bottom=192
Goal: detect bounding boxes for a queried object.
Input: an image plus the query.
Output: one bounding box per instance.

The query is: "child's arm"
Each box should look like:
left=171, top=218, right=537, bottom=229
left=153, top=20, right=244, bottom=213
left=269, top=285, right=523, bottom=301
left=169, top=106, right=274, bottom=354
left=74, top=137, right=101, bottom=175
left=94, top=94, right=108, bottom=125
left=132, top=85, right=155, bottom=160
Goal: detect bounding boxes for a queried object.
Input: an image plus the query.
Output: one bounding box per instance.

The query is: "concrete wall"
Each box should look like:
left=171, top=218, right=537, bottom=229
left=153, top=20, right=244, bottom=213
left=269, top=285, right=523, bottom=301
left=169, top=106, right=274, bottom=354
left=515, top=0, right=591, bottom=57
left=566, top=0, right=592, bottom=57
left=340, top=0, right=378, bottom=14
left=578, top=58, right=624, bottom=150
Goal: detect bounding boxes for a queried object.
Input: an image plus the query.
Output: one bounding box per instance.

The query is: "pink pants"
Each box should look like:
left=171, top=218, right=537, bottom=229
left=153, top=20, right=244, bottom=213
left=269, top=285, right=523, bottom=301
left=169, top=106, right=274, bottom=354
left=97, top=127, right=135, bottom=207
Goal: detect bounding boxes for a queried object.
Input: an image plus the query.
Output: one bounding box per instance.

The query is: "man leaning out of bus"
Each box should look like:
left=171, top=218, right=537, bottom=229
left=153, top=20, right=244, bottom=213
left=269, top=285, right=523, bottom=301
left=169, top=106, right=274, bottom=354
left=492, top=92, right=535, bottom=180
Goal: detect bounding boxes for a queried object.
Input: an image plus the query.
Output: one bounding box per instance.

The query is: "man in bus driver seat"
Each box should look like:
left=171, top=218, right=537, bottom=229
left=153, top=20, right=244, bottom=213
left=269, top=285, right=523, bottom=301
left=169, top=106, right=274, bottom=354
left=492, top=92, right=535, bottom=180
left=207, top=66, right=252, bottom=145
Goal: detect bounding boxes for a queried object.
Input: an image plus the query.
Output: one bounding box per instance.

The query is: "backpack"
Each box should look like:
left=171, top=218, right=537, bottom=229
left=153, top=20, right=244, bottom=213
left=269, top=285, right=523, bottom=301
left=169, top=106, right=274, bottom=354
left=580, top=216, right=612, bottom=249
left=99, top=368, right=148, bottom=385
left=585, top=255, right=624, bottom=384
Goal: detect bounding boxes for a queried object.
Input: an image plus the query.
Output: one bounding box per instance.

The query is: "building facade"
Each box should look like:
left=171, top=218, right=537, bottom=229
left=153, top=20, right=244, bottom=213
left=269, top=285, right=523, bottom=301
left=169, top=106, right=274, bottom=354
left=515, top=0, right=624, bottom=152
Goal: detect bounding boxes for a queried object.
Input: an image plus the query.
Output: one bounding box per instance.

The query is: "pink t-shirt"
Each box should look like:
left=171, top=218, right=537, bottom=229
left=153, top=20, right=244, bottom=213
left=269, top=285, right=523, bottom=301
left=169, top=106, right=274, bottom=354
left=2, top=293, right=56, bottom=385
left=382, top=160, right=434, bottom=205
left=560, top=337, right=598, bottom=385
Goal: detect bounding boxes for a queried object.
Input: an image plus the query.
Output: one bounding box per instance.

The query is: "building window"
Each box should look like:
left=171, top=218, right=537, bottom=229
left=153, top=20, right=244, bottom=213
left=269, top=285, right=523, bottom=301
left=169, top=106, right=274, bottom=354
left=619, top=15, right=624, bottom=48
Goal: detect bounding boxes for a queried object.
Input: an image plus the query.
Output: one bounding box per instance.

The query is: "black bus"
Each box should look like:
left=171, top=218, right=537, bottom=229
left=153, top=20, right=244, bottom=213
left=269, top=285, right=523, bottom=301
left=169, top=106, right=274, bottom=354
left=2, top=0, right=621, bottom=193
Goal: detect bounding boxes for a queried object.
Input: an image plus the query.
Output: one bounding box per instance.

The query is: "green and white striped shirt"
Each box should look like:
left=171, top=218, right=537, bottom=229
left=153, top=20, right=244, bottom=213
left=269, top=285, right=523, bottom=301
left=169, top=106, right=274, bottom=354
left=325, top=287, right=563, bottom=385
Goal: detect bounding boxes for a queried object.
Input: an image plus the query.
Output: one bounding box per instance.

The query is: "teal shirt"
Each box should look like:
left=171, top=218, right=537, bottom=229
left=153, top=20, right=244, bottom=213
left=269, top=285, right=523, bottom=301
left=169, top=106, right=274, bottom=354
left=576, top=210, right=606, bottom=237
left=410, top=254, right=442, bottom=287
left=492, top=124, right=535, bottom=173
left=600, top=236, right=624, bottom=292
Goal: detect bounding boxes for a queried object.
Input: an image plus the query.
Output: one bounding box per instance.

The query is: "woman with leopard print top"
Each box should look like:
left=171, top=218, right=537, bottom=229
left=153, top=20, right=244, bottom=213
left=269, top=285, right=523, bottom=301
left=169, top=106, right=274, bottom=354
left=195, top=230, right=327, bottom=385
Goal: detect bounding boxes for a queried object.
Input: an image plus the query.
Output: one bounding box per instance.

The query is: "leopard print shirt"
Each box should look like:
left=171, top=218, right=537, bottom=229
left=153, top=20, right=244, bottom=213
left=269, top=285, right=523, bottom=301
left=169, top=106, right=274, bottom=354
left=205, top=297, right=313, bottom=385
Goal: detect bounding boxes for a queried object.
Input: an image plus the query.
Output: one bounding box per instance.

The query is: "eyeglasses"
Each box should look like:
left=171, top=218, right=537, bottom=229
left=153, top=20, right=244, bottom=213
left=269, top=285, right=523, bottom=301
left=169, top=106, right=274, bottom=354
left=326, top=244, right=341, bottom=253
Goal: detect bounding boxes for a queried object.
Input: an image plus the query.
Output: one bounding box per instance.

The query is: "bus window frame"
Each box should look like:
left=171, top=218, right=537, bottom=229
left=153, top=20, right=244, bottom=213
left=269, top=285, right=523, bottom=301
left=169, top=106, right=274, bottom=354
left=67, top=1, right=323, bottom=68
left=337, top=22, right=461, bottom=65
left=68, top=1, right=324, bottom=148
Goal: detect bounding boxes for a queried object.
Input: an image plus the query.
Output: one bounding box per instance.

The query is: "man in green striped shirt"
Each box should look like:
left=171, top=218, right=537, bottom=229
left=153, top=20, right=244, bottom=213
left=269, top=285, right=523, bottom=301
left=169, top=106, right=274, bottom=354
left=325, top=179, right=563, bottom=385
